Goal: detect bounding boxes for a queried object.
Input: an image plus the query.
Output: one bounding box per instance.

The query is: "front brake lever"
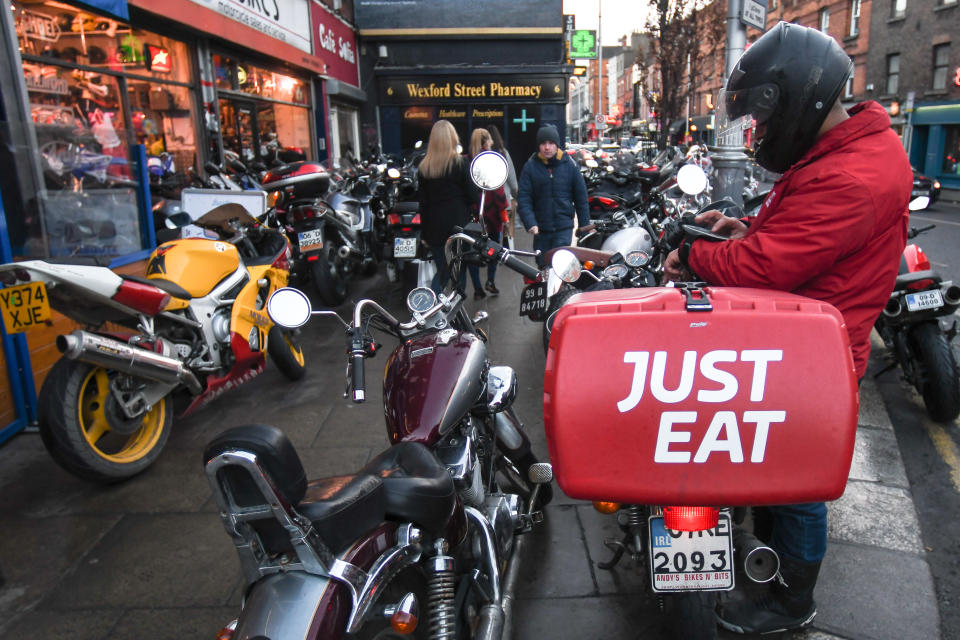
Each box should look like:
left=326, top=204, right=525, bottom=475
left=681, top=224, right=728, bottom=243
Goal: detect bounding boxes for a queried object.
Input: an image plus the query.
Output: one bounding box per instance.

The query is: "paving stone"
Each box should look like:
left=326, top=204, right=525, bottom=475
left=848, top=426, right=910, bottom=488
left=859, top=375, right=894, bottom=430
left=828, top=481, right=924, bottom=554
left=0, top=608, right=122, bottom=640
left=109, top=606, right=241, bottom=640
left=512, top=594, right=666, bottom=640
left=511, top=504, right=599, bottom=599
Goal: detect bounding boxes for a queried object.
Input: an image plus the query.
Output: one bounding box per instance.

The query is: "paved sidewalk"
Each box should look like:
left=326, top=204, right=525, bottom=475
left=0, top=237, right=941, bottom=639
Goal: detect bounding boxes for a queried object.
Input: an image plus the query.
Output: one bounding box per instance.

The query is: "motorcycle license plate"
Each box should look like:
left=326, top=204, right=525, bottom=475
left=905, top=289, right=943, bottom=312
left=394, top=237, right=418, bottom=258
left=649, top=513, right=734, bottom=592
left=298, top=229, right=324, bottom=252
left=519, top=281, right=548, bottom=317
left=0, top=281, right=51, bottom=334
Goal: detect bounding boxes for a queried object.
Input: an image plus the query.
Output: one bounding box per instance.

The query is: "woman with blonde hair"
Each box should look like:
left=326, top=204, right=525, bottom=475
left=418, top=120, right=479, bottom=295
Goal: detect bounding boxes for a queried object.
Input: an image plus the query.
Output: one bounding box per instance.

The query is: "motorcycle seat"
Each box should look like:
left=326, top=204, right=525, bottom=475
left=391, top=201, right=420, bottom=214
left=895, top=269, right=941, bottom=289
left=361, top=442, right=457, bottom=536
left=124, top=274, right=193, bottom=300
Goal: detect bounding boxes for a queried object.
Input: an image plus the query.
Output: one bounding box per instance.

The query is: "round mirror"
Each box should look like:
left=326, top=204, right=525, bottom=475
left=414, top=140, right=424, bottom=150
left=267, top=287, right=312, bottom=328
left=677, top=164, right=708, bottom=195
left=551, top=249, right=582, bottom=283
left=908, top=195, right=930, bottom=211
left=469, top=151, right=509, bottom=191
left=387, top=167, right=401, bottom=179
left=585, top=159, right=599, bottom=169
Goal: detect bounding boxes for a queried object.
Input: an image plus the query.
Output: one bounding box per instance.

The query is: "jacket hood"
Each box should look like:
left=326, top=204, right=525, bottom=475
left=791, top=101, right=892, bottom=170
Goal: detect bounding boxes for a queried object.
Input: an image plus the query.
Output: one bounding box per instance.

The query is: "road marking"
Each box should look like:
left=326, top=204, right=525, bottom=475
left=926, top=421, right=960, bottom=494
left=911, top=215, right=960, bottom=228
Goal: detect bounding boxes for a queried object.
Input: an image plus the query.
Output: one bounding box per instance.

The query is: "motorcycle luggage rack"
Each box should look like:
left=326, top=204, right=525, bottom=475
left=675, top=283, right=713, bottom=312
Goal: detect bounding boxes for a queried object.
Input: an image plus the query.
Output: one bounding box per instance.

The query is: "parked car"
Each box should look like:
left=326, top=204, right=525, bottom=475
left=912, top=167, right=941, bottom=209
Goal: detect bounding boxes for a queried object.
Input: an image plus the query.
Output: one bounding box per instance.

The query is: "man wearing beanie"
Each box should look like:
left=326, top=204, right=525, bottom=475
left=517, top=124, right=590, bottom=266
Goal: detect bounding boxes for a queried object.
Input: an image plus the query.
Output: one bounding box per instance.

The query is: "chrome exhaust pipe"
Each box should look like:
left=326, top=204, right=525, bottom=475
left=944, top=284, right=960, bottom=306
left=57, top=330, right=202, bottom=394
left=337, top=244, right=362, bottom=259
left=734, top=529, right=780, bottom=583
left=883, top=297, right=902, bottom=318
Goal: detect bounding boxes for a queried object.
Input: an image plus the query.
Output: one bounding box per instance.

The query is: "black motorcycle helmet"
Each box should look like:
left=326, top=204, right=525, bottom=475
left=725, top=22, right=853, bottom=173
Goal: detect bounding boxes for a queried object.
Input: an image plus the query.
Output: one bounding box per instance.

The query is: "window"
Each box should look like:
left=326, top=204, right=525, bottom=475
left=770, top=0, right=777, bottom=7
left=933, top=44, right=950, bottom=90
left=943, top=125, right=960, bottom=174
left=938, top=0, right=957, bottom=7
left=886, top=53, right=900, bottom=95
left=820, top=8, right=830, bottom=31
left=892, top=0, right=907, bottom=17
left=850, top=0, right=861, bottom=35
left=844, top=70, right=855, bottom=98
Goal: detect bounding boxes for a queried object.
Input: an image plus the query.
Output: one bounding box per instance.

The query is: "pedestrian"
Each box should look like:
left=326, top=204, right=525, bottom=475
left=516, top=124, right=590, bottom=267
left=663, top=22, right=912, bottom=635
left=417, top=120, right=479, bottom=295
left=487, top=125, right=518, bottom=249
left=469, top=127, right=509, bottom=296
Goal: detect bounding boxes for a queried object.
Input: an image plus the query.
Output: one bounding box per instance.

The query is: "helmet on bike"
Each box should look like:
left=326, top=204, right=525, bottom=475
left=724, top=21, right=853, bottom=173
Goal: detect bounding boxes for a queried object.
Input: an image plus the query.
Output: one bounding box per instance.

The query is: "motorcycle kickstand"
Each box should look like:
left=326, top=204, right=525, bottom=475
left=598, top=532, right=631, bottom=570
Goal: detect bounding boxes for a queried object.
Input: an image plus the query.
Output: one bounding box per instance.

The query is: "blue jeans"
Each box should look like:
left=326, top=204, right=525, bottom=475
left=429, top=243, right=482, bottom=294
left=768, top=502, right=827, bottom=563
left=533, top=228, right=573, bottom=268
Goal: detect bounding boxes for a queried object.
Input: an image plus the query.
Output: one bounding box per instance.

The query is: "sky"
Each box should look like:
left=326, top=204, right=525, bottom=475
left=562, top=0, right=652, bottom=46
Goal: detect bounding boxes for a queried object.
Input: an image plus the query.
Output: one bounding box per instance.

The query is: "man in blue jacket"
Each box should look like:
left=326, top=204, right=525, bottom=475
left=517, top=124, right=591, bottom=267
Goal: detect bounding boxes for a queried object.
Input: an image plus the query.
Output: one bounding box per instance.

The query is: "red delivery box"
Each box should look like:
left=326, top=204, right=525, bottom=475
left=543, top=286, right=859, bottom=506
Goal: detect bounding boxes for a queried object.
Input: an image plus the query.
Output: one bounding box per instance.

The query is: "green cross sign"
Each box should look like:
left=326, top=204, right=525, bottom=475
left=513, top=109, right=535, bottom=132
left=569, top=29, right=597, bottom=59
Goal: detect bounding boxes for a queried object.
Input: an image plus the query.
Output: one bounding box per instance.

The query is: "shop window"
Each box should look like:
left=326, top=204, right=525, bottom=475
left=943, top=126, right=960, bottom=175
left=892, top=0, right=907, bottom=18
left=886, top=53, right=900, bottom=95
left=849, top=0, right=861, bottom=35
left=214, top=55, right=236, bottom=90
left=933, top=44, right=950, bottom=90
left=236, top=63, right=308, bottom=105
left=330, top=106, right=360, bottom=168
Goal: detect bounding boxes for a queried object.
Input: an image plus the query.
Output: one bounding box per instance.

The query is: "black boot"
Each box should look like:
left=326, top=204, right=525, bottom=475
left=716, top=555, right=821, bottom=634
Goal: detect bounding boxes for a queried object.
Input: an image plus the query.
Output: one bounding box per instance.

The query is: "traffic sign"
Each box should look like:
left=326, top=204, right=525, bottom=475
left=596, top=114, right=605, bottom=124
left=741, top=0, right=768, bottom=31
left=569, top=30, right=598, bottom=59
left=573, top=66, right=588, bottom=77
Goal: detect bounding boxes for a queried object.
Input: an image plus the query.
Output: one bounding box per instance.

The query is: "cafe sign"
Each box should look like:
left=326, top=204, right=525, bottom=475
left=380, top=75, right=567, bottom=104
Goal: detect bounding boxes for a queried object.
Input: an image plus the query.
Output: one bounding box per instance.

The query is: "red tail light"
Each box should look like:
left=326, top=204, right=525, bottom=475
left=293, top=207, right=317, bottom=223
left=915, top=247, right=931, bottom=271
left=387, top=213, right=402, bottom=226
left=596, top=197, right=617, bottom=209
left=401, top=227, right=412, bottom=232
left=411, top=213, right=421, bottom=225
left=663, top=506, right=719, bottom=532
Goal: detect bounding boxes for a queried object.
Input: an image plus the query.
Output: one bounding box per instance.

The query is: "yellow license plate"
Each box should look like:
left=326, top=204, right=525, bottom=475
left=0, top=281, right=51, bottom=334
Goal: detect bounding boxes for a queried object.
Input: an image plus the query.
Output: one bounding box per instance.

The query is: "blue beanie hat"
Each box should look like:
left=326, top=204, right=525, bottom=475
left=536, top=124, right=560, bottom=145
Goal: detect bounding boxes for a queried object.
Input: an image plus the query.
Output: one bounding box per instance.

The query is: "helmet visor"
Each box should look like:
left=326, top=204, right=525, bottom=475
left=724, top=83, right=780, bottom=124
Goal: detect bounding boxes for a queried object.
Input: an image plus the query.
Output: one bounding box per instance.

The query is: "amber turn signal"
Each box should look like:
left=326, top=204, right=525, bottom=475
left=391, top=611, right=418, bottom=634
left=583, top=260, right=595, bottom=271
left=593, top=501, right=621, bottom=514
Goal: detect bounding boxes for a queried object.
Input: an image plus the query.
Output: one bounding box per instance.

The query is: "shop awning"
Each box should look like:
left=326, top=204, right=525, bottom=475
left=76, top=0, right=128, bottom=21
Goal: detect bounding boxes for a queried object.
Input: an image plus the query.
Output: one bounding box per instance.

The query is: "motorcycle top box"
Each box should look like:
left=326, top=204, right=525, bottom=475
left=543, top=286, right=859, bottom=507
left=262, top=161, right=331, bottom=201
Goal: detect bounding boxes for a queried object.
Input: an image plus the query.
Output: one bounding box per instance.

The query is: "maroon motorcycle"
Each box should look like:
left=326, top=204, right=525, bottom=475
left=205, top=152, right=550, bottom=640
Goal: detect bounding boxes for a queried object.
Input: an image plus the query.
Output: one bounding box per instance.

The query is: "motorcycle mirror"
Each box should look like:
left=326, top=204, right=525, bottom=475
left=387, top=167, right=401, bottom=179
left=586, top=159, right=599, bottom=169
left=677, top=164, right=708, bottom=196
left=908, top=195, right=930, bottom=211
left=414, top=140, right=423, bottom=150
left=551, top=249, right=583, bottom=283
left=469, top=150, right=509, bottom=191
left=266, top=287, right=313, bottom=328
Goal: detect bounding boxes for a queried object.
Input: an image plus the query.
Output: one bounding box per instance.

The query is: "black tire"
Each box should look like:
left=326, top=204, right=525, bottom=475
left=664, top=591, right=718, bottom=640
left=311, top=240, right=347, bottom=306
left=910, top=321, right=960, bottom=422
left=37, top=358, right=173, bottom=483
left=267, top=326, right=306, bottom=381
left=542, top=285, right=579, bottom=354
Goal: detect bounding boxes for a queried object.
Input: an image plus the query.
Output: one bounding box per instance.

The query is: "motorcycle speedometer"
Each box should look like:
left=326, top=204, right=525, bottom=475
left=625, top=250, right=651, bottom=268
left=406, top=287, right=437, bottom=313
left=602, top=264, right=629, bottom=280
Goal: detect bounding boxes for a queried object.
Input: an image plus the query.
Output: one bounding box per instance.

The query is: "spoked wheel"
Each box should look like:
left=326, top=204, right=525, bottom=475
left=664, top=591, right=718, bottom=640
left=909, top=321, right=960, bottom=423
left=267, top=326, right=306, bottom=381
left=311, top=240, right=348, bottom=306
left=38, top=358, right=173, bottom=483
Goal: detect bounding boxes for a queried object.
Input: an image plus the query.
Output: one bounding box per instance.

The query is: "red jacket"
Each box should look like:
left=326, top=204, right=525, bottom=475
left=690, top=102, right=912, bottom=378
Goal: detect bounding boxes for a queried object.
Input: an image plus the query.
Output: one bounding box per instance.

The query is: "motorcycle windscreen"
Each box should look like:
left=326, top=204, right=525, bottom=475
left=543, top=287, right=858, bottom=506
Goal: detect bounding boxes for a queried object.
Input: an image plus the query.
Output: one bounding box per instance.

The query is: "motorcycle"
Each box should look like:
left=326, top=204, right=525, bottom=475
left=874, top=195, right=960, bottom=422
left=0, top=204, right=306, bottom=482
left=206, top=150, right=552, bottom=640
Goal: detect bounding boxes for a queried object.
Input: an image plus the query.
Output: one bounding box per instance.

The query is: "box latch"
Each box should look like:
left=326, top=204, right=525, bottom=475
left=677, top=284, right=713, bottom=312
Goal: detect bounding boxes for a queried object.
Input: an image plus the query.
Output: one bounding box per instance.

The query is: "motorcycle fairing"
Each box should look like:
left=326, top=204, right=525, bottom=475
left=182, top=332, right=264, bottom=415
left=146, top=238, right=240, bottom=298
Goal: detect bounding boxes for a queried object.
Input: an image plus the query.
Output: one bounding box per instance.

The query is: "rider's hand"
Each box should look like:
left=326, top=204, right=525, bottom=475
left=529, top=225, right=540, bottom=235
left=664, top=249, right=692, bottom=282
left=695, top=209, right=749, bottom=239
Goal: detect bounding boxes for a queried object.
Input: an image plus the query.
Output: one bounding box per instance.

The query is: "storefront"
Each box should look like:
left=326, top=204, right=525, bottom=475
left=377, top=71, right=569, bottom=175
left=909, top=100, right=960, bottom=194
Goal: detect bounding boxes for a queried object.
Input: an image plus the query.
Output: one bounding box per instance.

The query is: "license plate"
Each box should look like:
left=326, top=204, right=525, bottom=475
left=298, top=228, right=324, bottom=252
left=905, top=289, right=943, bottom=312
left=394, top=237, right=418, bottom=258
left=519, top=281, right=548, bottom=317
left=0, top=281, right=51, bottom=334
left=649, top=513, right=734, bottom=592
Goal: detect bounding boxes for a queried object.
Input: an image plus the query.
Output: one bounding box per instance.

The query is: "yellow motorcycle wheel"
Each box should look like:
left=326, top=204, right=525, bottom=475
left=38, top=358, right=174, bottom=483
left=267, top=325, right=307, bottom=381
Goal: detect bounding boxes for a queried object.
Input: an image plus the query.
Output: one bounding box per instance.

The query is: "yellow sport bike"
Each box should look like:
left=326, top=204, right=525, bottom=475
left=0, top=204, right=306, bottom=482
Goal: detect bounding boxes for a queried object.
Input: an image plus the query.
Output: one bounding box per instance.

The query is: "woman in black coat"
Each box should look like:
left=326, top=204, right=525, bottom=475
left=417, top=119, right=480, bottom=294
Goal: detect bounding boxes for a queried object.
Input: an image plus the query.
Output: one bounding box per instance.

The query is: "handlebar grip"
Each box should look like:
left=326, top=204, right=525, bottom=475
left=351, top=351, right=366, bottom=403
left=502, top=252, right=541, bottom=279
